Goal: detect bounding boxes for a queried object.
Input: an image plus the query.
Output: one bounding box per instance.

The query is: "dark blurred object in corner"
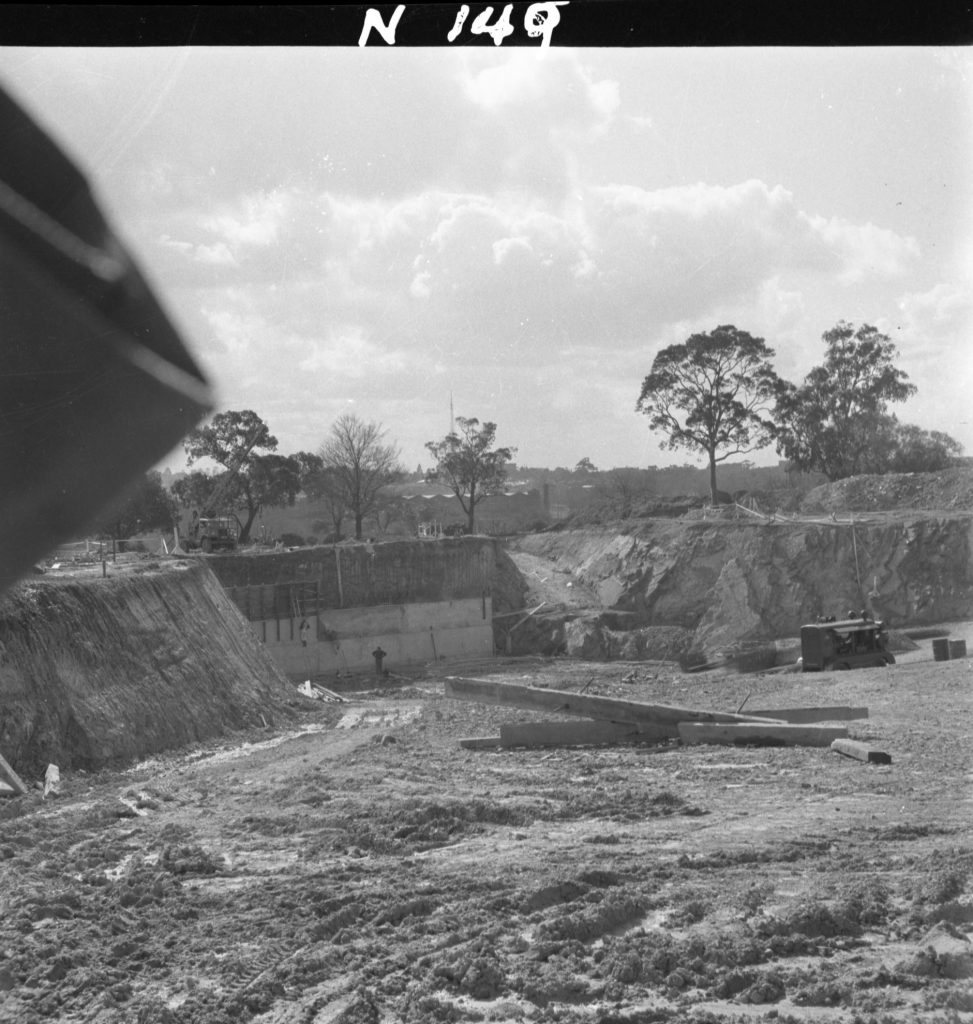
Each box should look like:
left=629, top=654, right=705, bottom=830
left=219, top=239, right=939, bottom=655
left=0, top=85, right=212, bottom=592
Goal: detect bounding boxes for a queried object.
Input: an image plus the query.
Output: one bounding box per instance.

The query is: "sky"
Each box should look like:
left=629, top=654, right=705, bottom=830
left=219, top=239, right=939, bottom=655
left=2, top=41, right=971, bottom=474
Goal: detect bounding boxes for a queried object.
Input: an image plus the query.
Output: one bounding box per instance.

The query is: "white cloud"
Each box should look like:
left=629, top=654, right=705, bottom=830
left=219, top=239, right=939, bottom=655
left=409, top=271, right=431, bottom=299
left=492, top=235, right=533, bottom=265
left=455, top=51, right=621, bottom=201
left=161, top=234, right=237, bottom=268
left=801, top=214, right=920, bottom=282
left=757, top=276, right=806, bottom=332
left=201, top=305, right=265, bottom=356
left=201, top=190, right=292, bottom=248
left=298, top=327, right=408, bottom=378
left=462, top=51, right=619, bottom=131
left=194, top=242, right=237, bottom=266
left=897, top=281, right=972, bottom=333
left=881, top=281, right=973, bottom=397
left=158, top=234, right=193, bottom=257
left=178, top=177, right=928, bottom=392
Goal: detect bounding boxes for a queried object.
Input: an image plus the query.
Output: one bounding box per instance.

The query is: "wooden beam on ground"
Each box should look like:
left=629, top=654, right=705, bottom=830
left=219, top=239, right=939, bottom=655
left=746, top=706, right=869, bottom=724
left=459, top=736, right=504, bottom=749
left=444, top=678, right=777, bottom=737
left=0, top=751, right=28, bottom=796
left=315, top=686, right=349, bottom=703
left=831, top=738, right=891, bottom=765
left=499, top=719, right=670, bottom=748
left=678, top=722, right=849, bottom=748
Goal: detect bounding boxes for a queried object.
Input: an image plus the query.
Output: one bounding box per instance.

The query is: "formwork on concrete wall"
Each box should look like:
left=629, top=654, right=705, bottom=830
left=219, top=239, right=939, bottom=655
left=208, top=537, right=498, bottom=678
left=209, top=536, right=495, bottom=604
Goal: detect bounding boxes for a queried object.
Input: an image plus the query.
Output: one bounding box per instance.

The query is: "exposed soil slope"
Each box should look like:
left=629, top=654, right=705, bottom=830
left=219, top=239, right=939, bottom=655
left=0, top=562, right=304, bottom=776
left=511, top=514, right=973, bottom=652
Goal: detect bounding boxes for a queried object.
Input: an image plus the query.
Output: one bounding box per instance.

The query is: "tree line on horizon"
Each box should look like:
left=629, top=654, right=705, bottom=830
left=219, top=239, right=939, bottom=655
left=636, top=320, right=962, bottom=505
left=91, top=410, right=517, bottom=544
left=95, top=319, right=963, bottom=540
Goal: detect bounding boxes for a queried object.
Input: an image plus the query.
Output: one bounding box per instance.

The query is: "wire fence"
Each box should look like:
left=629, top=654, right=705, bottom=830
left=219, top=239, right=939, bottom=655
left=698, top=501, right=972, bottom=527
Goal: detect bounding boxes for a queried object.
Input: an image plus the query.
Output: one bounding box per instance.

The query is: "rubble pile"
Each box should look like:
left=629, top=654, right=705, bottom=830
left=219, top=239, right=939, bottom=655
left=801, top=467, right=973, bottom=514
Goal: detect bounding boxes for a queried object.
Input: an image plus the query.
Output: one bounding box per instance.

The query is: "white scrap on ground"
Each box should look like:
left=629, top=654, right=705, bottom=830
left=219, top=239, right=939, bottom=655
left=297, top=680, right=347, bottom=703
left=43, top=763, right=60, bottom=798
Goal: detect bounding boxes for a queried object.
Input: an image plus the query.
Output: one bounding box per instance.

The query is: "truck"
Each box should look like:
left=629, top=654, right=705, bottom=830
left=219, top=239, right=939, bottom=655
left=174, top=426, right=262, bottom=555
left=799, top=617, right=895, bottom=672
left=184, top=511, right=241, bottom=553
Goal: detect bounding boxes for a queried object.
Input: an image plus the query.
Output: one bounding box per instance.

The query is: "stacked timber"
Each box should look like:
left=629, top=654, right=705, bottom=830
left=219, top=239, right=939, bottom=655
left=446, top=677, right=883, bottom=755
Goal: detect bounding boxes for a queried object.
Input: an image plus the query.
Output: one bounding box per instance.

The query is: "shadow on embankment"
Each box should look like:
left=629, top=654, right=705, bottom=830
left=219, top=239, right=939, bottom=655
left=0, top=561, right=304, bottom=777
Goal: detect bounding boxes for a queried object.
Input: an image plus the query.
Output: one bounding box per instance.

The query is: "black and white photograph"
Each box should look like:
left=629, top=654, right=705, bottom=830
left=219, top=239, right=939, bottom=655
left=1, top=5, right=972, bottom=1022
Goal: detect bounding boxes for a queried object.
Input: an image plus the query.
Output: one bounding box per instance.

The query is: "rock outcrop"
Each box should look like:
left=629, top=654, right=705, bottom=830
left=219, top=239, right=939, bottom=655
left=512, top=514, right=973, bottom=652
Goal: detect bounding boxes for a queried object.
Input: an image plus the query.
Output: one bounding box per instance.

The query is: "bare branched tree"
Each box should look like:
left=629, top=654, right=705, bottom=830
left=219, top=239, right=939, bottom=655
left=318, top=414, right=403, bottom=540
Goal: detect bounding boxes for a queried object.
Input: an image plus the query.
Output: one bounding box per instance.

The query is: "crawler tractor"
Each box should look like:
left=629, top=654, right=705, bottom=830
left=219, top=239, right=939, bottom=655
left=800, top=617, right=895, bottom=672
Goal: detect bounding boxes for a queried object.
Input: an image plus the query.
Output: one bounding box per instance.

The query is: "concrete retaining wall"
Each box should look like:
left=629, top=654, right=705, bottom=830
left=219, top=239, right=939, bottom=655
left=206, top=537, right=499, bottom=678
left=256, top=597, right=494, bottom=678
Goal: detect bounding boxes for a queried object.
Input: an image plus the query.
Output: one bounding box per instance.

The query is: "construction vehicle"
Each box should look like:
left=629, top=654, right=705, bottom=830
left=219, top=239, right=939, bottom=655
left=184, top=510, right=241, bottom=553
left=175, top=427, right=261, bottom=555
left=799, top=616, right=895, bottom=672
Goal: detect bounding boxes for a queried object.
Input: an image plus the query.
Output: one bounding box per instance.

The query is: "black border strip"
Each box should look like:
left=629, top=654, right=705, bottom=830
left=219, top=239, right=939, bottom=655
left=0, top=2, right=971, bottom=48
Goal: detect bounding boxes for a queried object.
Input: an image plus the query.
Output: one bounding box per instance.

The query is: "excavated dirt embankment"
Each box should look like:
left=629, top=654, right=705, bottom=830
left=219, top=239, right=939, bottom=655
left=510, top=514, right=973, bottom=653
left=0, top=561, right=303, bottom=777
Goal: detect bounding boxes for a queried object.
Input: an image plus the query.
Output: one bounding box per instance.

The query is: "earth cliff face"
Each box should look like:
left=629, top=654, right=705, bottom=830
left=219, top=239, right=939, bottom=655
left=0, top=561, right=302, bottom=776
left=510, top=514, right=973, bottom=650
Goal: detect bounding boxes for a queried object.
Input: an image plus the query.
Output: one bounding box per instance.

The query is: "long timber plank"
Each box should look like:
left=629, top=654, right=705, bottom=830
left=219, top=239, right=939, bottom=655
left=499, top=719, right=670, bottom=748
left=678, top=722, right=849, bottom=748
left=746, top=706, right=869, bottom=724
left=444, top=677, right=778, bottom=732
left=0, top=751, right=28, bottom=796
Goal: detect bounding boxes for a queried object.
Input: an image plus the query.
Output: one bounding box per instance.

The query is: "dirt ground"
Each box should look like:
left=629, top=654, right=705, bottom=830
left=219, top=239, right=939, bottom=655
left=1, top=622, right=971, bottom=1024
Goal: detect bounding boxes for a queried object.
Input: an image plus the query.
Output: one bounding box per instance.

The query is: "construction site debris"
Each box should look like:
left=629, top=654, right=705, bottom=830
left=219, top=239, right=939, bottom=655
left=831, top=738, right=892, bottom=765
left=448, top=679, right=871, bottom=751
left=677, top=722, right=850, bottom=748
left=746, top=706, right=869, bottom=724
left=499, top=719, right=635, bottom=746
left=444, top=677, right=775, bottom=737
left=458, top=736, right=506, bottom=749
left=0, top=750, right=27, bottom=796
left=896, top=921, right=973, bottom=980
left=802, top=467, right=973, bottom=514
left=42, top=764, right=60, bottom=798
left=297, top=680, right=348, bottom=703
